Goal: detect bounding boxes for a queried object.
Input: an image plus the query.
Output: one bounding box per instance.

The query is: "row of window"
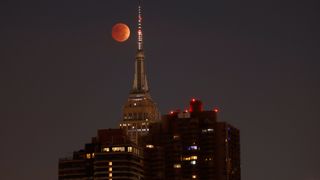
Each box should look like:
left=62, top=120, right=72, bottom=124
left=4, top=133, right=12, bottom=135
left=123, top=112, right=149, bottom=120
left=101, top=146, right=140, bottom=155
left=120, top=123, right=149, bottom=127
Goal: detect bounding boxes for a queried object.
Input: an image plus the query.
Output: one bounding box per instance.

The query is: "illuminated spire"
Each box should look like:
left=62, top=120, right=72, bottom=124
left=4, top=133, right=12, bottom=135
left=137, top=1, right=143, bottom=50
left=131, top=0, right=149, bottom=94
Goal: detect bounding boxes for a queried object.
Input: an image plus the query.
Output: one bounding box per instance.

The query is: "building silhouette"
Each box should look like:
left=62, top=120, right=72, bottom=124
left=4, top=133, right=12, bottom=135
left=141, top=99, right=241, bottom=180
left=58, top=129, right=144, bottom=179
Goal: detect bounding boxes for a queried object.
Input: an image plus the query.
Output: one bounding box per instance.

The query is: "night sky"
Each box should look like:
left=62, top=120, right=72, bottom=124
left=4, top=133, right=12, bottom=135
left=1, top=0, right=320, bottom=179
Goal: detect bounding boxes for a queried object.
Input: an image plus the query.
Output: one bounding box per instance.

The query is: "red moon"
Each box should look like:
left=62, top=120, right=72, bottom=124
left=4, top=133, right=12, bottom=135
left=112, top=23, right=130, bottom=42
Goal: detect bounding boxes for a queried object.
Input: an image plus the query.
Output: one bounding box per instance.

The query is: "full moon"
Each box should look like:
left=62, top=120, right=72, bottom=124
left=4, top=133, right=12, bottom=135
left=112, top=23, right=130, bottom=42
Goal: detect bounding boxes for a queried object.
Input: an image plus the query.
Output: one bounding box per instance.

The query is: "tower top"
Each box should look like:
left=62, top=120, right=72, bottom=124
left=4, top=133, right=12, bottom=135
left=120, top=0, right=160, bottom=144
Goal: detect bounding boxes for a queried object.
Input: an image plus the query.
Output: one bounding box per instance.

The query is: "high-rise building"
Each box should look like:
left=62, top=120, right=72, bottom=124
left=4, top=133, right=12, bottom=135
left=141, top=99, right=241, bottom=180
left=58, top=129, right=144, bottom=180
left=119, top=1, right=160, bottom=144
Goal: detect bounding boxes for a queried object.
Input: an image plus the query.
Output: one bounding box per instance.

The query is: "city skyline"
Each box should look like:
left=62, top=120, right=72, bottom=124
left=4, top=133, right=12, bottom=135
left=1, top=0, right=320, bottom=180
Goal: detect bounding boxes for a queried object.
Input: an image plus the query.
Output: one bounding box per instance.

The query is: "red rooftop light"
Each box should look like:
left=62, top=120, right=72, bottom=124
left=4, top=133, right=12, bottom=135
left=213, top=108, right=219, bottom=113
left=189, top=99, right=203, bottom=112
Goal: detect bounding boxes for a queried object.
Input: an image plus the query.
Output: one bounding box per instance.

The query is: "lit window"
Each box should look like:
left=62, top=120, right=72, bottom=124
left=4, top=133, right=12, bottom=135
left=91, top=153, right=95, bottom=158
left=173, top=164, right=181, bottom=168
left=188, top=146, right=198, bottom=150
left=146, top=144, right=154, bottom=148
left=202, top=128, right=214, bottom=133
left=173, top=135, right=180, bottom=140
left=183, top=157, right=190, bottom=161
left=109, top=167, right=112, bottom=172
left=109, top=162, right=112, bottom=166
left=112, top=147, right=125, bottom=152
left=86, top=153, right=91, bottom=159
left=183, top=156, right=197, bottom=161
left=127, top=146, right=133, bottom=152
left=103, top=147, right=110, bottom=152
left=190, top=156, right=197, bottom=160
left=192, top=175, right=197, bottom=179
left=109, top=173, right=112, bottom=177
left=191, top=160, right=196, bottom=165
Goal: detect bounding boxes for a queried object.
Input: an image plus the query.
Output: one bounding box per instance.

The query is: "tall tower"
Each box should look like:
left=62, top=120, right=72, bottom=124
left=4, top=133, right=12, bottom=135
left=119, top=1, right=160, bottom=144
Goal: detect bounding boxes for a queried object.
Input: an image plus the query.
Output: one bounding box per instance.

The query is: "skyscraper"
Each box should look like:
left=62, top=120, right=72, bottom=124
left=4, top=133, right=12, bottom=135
left=141, top=99, right=241, bottom=180
left=58, top=129, right=144, bottom=180
left=119, top=1, right=160, bottom=144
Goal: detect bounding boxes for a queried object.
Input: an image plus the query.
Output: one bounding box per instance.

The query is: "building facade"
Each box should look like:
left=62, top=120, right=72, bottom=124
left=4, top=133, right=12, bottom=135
left=58, top=129, right=144, bottom=180
left=141, top=99, right=241, bottom=180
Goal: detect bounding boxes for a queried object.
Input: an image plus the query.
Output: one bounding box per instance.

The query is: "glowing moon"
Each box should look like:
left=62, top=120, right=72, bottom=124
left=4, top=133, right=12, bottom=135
left=112, top=23, right=130, bottom=42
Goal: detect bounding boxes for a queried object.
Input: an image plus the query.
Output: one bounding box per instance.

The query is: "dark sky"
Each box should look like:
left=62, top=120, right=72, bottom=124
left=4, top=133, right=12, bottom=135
left=1, top=0, right=320, bottom=179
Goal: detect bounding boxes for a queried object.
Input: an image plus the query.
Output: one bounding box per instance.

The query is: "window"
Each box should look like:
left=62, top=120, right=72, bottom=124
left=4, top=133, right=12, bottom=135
left=127, top=146, right=133, bottom=152
left=146, top=144, right=154, bottom=148
left=173, top=164, right=181, bottom=168
left=190, top=156, right=197, bottom=160
left=173, top=135, right=180, bottom=140
left=187, top=146, right=198, bottom=150
left=112, top=147, right=125, bottom=152
left=86, top=153, right=91, bottom=159
left=183, top=156, right=197, bottom=161
left=202, top=128, right=214, bottom=133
